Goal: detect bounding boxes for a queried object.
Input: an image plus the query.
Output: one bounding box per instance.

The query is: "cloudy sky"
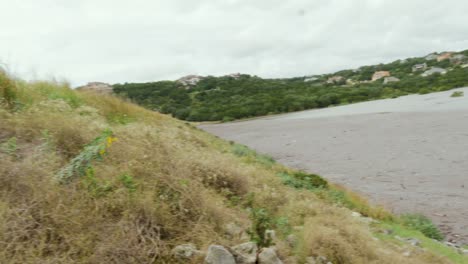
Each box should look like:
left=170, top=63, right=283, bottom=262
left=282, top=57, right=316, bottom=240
left=1, top=0, right=468, bottom=86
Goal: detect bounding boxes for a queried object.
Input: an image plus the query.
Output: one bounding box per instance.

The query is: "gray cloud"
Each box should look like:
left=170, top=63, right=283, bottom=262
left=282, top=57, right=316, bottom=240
left=1, top=0, right=468, bottom=86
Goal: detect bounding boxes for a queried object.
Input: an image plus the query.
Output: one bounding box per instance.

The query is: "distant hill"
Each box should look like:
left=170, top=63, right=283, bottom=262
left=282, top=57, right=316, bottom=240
left=113, top=49, right=468, bottom=121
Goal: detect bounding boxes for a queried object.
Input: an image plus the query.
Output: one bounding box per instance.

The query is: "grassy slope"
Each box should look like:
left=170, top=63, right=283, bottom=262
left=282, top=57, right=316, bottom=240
left=1, top=72, right=466, bottom=263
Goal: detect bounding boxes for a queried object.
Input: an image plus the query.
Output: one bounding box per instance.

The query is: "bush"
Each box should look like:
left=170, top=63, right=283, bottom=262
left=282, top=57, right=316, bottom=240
left=277, top=171, right=328, bottom=190
left=0, top=71, right=17, bottom=109
left=451, top=91, right=464, bottom=97
left=247, top=208, right=273, bottom=247
left=55, top=129, right=117, bottom=183
left=401, top=213, right=444, bottom=241
left=231, top=143, right=276, bottom=167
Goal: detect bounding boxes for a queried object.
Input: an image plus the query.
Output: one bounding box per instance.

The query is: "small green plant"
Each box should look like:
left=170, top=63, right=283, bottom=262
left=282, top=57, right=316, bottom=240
left=275, top=216, right=292, bottom=236
left=39, top=129, right=55, bottom=151
left=277, top=171, right=328, bottom=190
left=55, top=129, right=117, bottom=183
left=48, top=90, right=83, bottom=108
left=451, top=91, right=464, bottom=97
left=0, top=137, right=17, bottom=156
left=401, top=213, right=444, bottom=241
left=232, top=144, right=251, bottom=157
left=82, top=168, right=113, bottom=197
left=222, top=116, right=235, bottom=122
left=247, top=208, right=273, bottom=247
left=231, top=143, right=276, bottom=167
left=119, top=173, right=137, bottom=193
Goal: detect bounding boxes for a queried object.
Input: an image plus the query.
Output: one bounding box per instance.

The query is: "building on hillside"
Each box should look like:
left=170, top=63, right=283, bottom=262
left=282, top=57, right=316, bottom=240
left=437, top=52, right=454, bottom=62
left=412, top=63, right=427, bottom=72
left=326, top=76, right=344, bottom=84
left=450, top=54, right=467, bottom=64
left=304, top=76, right=319, bottom=82
left=76, top=82, right=113, bottom=94
left=371, top=71, right=390, bottom=81
left=421, top=67, right=447, bottom=77
left=177, top=75, right=204, bottom=87
left=383, top=76, right=400, bottom=84
left=425, top=53, right=438, bottom=61
left=227, top=73, right=242, bottom=79
left=346, top=79, right=357, bottom=85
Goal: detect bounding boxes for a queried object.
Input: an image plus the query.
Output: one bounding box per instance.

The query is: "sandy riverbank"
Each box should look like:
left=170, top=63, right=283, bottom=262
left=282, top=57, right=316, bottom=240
left=200, top=87, right=468, bottom=244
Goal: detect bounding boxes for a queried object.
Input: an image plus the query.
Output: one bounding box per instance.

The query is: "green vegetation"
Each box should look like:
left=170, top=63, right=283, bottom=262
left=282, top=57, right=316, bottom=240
left=0, top=137, right=17, bottom=156
left=1, top=71, right=466, bottom=263
left=278, top=171, right=328, bottom=190
left=55, top=129, right=116, bottom=183
left=113, top=50, right=468, bottom=121
left=451, top=91, right=464, bottom=97
left=247, top=208, right=274, bottom=247
left=401, top=214, right=444, bottom=241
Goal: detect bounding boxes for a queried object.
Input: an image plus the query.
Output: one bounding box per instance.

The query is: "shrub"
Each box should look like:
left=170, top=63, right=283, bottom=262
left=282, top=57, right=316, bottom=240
left=401, top=213, right=444, bottom=241
left=278, top=171, right=328, bottom=190
left=231, top=143, right=276, bottom=167
left=119, top=173, right=137, bottom=193
left=82, top=167, right=113, bottom=197
left=450, top=91, right=464, bottom=97
left=0, top=71, right=17, bottom=109
left=55, top=129, right=117, bottom=183
left=247, top=208, right=273, bottom=247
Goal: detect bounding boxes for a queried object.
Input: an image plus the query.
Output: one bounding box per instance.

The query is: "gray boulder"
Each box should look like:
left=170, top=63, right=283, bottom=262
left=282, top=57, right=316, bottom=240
left=258, top=248, right=283, bottom=264
left=171, top=244, right=203, bottom=260
left=231, top=242, right=258, bottom=264
left=204, top=245, right=236, bottom=264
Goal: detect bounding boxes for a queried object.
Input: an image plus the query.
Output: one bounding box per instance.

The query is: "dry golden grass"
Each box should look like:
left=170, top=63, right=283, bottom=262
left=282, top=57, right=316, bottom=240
left=0, top=73, right=460, bottom=263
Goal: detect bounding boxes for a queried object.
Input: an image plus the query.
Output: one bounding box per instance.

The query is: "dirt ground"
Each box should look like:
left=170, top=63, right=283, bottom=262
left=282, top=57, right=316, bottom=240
left=200, top=88, right=468, bottom=244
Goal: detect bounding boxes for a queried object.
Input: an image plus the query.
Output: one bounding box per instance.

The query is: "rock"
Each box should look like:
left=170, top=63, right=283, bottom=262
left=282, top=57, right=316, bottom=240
left=286, top=234, right=297, bottom=247
left=383, top=229, right=393, bottom=235
left=406, top=238, right=421, bottom=247
left=76, top=82, right=113, bottom=94
left=306, top=256, right=317, bottom=264
left=258, top=248, right=283, bottom=264
left=265, top=229, right=276, bottom=242
left=231, top=242, right=258, bottom=264
left=225, top=222, right=246, bottom=239
left=204, top=245, right=236, bottom=264
left=315, top=256, right=331, bottom=264
left=171, top=244, right=203, bottom=260
left=402, top=251, right=411, bottom=257
left=351, top=212, right=362, bottom=217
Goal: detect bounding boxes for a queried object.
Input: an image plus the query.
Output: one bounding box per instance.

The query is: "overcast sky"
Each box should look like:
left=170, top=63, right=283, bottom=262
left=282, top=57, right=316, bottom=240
left=1, top=0, right=468, bottom=86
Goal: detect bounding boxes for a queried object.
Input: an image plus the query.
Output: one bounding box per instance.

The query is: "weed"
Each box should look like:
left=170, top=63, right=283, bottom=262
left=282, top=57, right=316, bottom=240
left=278, top=171, right=328, bottom=190
left=247, top=208, right=273, bottom=247
left=401, top=214, right=444, bottom=241
left=119, top=173, right=137, bottom=193
left=55, top=129, right=116, bottom=183
left=0, top=71, right=17, bottom=110
left=231, top=143, right=276, bottom=167
left=451, top=91, right=464, bottom=97
left=275, top=216, right=292, bottom=236
left=0, top=137, right=17, bottom=156
left=82, top=167, right=113, bottom=197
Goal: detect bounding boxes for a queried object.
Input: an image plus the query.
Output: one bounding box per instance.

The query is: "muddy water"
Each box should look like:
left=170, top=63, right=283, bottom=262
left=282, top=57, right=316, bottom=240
left=200, top=87, right=468, bottom=244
